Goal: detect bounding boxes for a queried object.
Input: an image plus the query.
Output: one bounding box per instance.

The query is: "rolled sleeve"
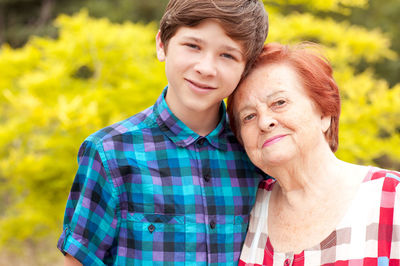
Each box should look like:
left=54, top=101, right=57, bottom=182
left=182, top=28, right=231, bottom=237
left=57, top=139, right=119, bottom=265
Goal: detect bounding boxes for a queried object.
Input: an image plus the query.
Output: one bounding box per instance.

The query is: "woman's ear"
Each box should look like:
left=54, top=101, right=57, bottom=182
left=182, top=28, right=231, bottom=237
left=155, top=31, right=166, bottom=62
left=321, top=115, right=331, bottom=133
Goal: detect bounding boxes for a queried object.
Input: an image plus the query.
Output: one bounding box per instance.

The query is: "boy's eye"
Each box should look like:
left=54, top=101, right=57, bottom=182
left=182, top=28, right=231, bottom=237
left=221, top=53, right=235, bottom=60
left=185, top=43, right=199, bottom=49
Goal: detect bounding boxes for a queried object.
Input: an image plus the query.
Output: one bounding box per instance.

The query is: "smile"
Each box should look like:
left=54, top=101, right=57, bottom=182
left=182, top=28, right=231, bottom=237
left=262, top=135, right=287, bottom=147
left=186, top=79, right=216, bottom=91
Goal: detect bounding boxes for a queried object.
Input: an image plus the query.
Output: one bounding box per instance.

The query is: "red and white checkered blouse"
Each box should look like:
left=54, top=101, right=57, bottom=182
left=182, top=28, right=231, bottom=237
left=239, top=167, right=400, bottom=266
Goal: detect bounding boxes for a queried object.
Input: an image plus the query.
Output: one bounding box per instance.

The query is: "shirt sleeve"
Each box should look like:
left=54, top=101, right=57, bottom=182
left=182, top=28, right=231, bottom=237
left=57, top=139, right=119, bottom=265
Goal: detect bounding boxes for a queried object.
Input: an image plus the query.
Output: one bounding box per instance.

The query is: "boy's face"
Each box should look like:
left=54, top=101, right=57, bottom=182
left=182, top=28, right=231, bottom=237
left=156, top=19, right=246, bottom=119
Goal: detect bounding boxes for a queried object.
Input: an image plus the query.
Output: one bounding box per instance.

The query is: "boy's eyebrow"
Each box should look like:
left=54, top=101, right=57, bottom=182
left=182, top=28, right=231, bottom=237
left=182, top=36, right=204, bottom=44
left=222, top=45, right=244, bottom=57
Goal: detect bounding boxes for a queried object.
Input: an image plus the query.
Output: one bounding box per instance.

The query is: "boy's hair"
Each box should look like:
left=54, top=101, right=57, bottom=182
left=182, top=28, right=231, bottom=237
left=159, top=0, right=269, bottom=77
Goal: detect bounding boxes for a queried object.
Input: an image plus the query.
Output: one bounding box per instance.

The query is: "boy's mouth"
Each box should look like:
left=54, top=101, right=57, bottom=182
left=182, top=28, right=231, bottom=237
left=186, top=79, right=216, bottom=90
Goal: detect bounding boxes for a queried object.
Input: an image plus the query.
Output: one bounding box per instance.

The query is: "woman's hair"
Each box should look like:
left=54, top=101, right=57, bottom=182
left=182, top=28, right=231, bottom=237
left=227, top=42, right=341, bottom=152
left=159, top=0, right=269, bottom=77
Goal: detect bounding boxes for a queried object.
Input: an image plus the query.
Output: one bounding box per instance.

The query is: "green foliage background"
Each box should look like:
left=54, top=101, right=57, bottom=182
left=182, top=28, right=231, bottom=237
left=0, top=0, right=399, bottom=265
left=0, top=11, right=166, bottom=265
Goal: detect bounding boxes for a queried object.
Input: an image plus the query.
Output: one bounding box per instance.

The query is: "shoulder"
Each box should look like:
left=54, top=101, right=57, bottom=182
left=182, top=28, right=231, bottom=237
left=366, top=167, right=400, bottom=192
left=85, top=105, right=157, bottom=147
left=359, top=167, right=400, bottom=220
left=252, top=179, right=275, bottom=212
left=369, top=167, right=400, bottom=182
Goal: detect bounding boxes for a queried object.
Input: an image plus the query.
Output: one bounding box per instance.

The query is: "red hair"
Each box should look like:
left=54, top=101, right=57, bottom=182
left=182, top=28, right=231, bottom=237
left=227, top=42, right=341, bottom=152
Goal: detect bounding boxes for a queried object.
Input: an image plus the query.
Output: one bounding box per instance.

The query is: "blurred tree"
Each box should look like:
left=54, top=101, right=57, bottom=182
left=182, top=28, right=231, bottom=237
left=268, top=0, right=400, bottom=86
left=348, top=0, right=400, bottom=86
left=0, top=0, right=399, bottom=264
left=0, top=11, right=166, bottom=263
left=0, top=0, right=58, bottom=47
left=65, top=0, right=169, bottom=23
left=0, top=0, right=168, bottom=47
left=2, top=0, right=398, bottom=85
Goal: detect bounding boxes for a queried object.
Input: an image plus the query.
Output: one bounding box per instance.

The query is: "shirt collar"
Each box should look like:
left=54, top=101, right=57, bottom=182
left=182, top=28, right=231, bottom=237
left=155, top=87, right=228, bottom=150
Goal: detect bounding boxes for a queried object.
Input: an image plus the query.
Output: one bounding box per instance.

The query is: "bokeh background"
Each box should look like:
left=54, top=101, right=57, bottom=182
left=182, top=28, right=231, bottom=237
left=0, top=0, right=399, bottom=265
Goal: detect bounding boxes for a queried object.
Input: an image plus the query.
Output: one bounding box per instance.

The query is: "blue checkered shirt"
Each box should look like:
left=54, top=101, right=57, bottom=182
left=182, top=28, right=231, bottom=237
left=57, top=88, right=264, bottom=265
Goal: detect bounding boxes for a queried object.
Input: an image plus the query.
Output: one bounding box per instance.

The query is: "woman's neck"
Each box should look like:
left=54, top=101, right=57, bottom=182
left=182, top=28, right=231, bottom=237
left=265, top=147, right=360, bottom=208
left=266, top=150, right=369, bottom=254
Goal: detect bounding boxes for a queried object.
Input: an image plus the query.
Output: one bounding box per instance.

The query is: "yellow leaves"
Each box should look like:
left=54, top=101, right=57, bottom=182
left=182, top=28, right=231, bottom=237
left=264, top=0, right=368, bottom=13
left=48, top=10, right=159, bottom=88
left=0, top=11, right=166, bottom=250
left=0, top=44, right=41, bottom=74
left=268, top=13, right=395, bottom=68
left=0, top=189, right=63, bottom=246
left=0, top=45, right=42, bottom=96
left=57, top=95, right=84, bottom=125
left=335, top=69, right=400, bottom=165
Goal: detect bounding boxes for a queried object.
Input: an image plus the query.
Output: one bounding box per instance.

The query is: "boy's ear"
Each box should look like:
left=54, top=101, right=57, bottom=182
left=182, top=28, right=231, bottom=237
left=156, top=31, right=166, bottom=62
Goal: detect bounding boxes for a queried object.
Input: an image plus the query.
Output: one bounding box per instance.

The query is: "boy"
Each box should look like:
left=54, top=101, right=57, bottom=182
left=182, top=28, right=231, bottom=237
left=58, top=0, right=268, bottom=265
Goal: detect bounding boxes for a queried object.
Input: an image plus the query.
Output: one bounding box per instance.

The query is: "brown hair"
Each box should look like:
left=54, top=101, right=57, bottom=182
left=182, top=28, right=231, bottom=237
left=227, top=42, right=341, bottom=152
left=159, top=0, right=269, bottom=76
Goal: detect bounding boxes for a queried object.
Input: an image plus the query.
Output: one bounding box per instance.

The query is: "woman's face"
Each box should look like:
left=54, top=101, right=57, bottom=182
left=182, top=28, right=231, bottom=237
left=234, top=63, right=331, bottom=170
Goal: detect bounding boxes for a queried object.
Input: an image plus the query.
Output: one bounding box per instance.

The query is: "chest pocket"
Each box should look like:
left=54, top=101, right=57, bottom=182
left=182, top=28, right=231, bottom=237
left=124, top=213, right=249, bottom=265
left=125, top=213, right=186, bottom=263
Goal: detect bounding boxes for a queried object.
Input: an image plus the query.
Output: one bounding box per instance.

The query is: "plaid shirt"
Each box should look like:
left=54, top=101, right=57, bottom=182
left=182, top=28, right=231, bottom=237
left=57, top=88, right=264, bottom=265
left=239, top=167, right=400, bottom=266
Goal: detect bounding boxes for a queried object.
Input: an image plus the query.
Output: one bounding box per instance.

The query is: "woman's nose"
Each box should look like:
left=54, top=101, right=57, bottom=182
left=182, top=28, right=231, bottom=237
left=258, top=114, right=278, bottom=132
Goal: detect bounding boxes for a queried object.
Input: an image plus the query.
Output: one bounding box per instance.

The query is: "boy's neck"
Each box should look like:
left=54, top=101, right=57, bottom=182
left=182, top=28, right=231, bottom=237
left=165, top=95, right=221, bottom=137
left=185, top=108, right=220, bottom=136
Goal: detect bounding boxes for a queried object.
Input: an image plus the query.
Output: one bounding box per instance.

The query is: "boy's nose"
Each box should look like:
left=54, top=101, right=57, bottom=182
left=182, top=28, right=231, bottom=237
left=194, top=54, right=217, bottom=76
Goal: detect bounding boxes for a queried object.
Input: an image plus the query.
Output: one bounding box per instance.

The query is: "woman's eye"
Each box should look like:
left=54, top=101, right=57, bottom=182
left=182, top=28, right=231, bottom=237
left=273, top=99, right=286, bottom=106
left=243, top=114, right=255, bottom=122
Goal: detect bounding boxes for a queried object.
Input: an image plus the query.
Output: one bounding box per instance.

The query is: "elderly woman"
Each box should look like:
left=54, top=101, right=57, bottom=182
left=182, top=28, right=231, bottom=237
left=227, top=43, right=400, bottom=265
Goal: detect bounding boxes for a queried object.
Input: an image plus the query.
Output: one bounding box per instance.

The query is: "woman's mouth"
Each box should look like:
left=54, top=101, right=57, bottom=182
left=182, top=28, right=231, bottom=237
left=263, top=135, right=287, bottom=147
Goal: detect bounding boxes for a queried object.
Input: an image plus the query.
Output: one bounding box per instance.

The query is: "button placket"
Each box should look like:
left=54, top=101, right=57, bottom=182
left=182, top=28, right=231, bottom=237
left=210, top=220, right=216, bottom=229
left=197, top=138, right=205, bottom=146
left=203, top=168, right=211, bottom=182
left=148, top=224, right=155, bottom=233
left=284, top=255, right=293, bottom=266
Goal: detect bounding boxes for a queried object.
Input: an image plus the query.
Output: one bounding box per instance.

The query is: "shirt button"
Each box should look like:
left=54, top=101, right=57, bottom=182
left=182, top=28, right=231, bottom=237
left=210, top=220, right=216, bottom=229
left=148, top=224, right=155, bottom=233
left=197, top=138, right=205, bottom=146
left=204, top=173, right=211, bottom=182
left=284, top=259, right=291, bottom=265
